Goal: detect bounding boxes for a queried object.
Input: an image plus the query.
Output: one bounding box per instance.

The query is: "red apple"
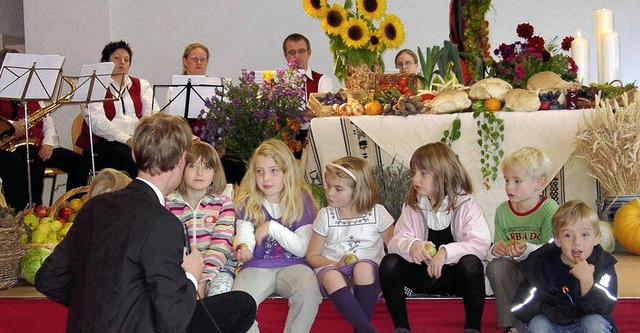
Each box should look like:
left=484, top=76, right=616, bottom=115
left=56, top=217, right=67, bottom=225
left=539, top=101, right=551, bottom=110
left=34, top=204, right=48, bottom=218
left=59, top=207, right=73, bottom=219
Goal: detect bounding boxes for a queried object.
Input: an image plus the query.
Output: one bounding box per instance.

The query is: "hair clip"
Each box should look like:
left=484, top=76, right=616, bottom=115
left=329, top=162, right=356, bottom=182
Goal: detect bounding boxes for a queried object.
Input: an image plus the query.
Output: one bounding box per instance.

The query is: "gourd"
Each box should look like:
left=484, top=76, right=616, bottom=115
left=599, top=221, right=615, bottom=253
left=613, top=198, right=640, bottom=255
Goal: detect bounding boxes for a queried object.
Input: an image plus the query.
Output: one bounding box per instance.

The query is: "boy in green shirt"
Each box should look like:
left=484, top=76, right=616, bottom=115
left=487, top=147, right=559, bottom=333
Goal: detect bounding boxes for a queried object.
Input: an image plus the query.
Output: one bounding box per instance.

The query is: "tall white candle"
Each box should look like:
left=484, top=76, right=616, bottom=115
left=599, top=31, right=620, bottom=83
left=571, top=31, right=589, bottom=84
left=595, top=8, right=614, bottom=83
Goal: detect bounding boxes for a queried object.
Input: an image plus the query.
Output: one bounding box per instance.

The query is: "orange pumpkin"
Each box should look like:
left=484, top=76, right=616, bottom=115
left=613, top=198, right=640, bottom=255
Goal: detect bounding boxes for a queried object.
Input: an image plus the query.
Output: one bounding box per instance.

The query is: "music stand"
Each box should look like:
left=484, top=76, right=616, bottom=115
left=63, top=63, right=120, bottom=179
left=0, top=53, right=65, bottom=208
left=154, top=75, right=224, bottom=120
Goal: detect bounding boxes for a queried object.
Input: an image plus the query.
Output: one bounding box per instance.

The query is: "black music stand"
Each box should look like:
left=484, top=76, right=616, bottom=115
left=64, top=62, right=121, bottom=179
left=0, top=53, right=65, bottom=208
left=153, top=75, right=224, bottom=120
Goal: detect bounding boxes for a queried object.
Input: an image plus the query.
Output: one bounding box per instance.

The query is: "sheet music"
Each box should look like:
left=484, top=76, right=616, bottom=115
left=169, top=75, right=223, bottom=119
left=0, top=53, right=65, bottom=100
left=72, top=63, right=116, bottom=102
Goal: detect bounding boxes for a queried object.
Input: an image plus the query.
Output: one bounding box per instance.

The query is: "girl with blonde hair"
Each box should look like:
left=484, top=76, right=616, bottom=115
left=232, top=138, right=321, bottom=333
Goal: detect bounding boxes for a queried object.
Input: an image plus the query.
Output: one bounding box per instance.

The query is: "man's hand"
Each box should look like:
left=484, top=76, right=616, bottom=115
left=182, top=245, right=204, bottom=281
left=38, top=145, right=54, bottom=161
left=13, top=119, right=26, bottom=138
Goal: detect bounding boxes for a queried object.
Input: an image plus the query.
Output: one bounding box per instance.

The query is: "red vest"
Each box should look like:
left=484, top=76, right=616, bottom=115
left=76, top=76, right=143, bottom=151
left=305, top=70, right=323, bottom=100
left=0, top=100, right=44, bottom=147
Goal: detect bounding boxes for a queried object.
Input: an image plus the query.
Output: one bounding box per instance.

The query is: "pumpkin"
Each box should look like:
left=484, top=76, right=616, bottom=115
left=599, top=221, right=616, bottom=253
left=613, top=198, right=640, bottom=255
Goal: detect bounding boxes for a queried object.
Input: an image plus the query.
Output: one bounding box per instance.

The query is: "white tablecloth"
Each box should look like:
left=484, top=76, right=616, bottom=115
left=302, top=110, right=597, bottom=232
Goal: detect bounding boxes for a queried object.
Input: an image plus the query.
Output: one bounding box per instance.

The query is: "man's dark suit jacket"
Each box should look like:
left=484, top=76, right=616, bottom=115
left=36, top=179, right=197, bottom=332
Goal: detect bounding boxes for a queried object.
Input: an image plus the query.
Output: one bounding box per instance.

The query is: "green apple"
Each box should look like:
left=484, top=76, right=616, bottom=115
left=425, top=245, right=437, bottom=257
left=344, top=254, right=359, bottom=265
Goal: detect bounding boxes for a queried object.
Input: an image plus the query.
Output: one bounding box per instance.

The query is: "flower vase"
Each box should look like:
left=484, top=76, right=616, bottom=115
left=345, top=62, right=380, bottom=92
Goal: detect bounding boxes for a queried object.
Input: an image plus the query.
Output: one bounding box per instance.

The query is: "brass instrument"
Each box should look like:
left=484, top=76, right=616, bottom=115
left=0, top=74, right=76, bottom=151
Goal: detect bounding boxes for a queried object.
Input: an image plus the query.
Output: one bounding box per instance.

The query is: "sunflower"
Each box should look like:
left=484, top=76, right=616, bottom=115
left=321, top=3, right=348, bottom=36
left=356, top=0, right=386, bottom=20
left=378, top=14, right=405, bottom=49
left=341, top=18, right=370, bottom=49
left=368, top=29, right=383, bottom=52
left=302, top=0, right=328, bottom=19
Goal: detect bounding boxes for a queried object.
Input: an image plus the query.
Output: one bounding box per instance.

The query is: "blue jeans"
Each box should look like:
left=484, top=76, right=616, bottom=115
left=526, top=314, right=612, bottom=333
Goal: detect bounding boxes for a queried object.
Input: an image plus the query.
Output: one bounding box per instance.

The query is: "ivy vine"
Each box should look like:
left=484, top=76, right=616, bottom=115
left=472, top=100, right=504, bottom=189
left=441, top=117, right=462, bottom=147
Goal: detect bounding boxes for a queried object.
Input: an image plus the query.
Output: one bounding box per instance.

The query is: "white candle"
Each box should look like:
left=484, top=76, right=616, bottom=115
left=595, top=8, right=614, bottom=83
left=599, top=31, right=620, bottom=83
left=571, top=31, right=589, bottom=84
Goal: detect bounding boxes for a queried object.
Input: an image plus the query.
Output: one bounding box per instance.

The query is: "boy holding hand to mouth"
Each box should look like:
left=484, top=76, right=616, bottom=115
left=511, top=200, right=618, bottom=333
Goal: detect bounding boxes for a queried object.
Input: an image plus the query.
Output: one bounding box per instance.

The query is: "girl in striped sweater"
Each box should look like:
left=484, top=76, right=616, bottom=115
left=166, top=141, right=236, bottom=298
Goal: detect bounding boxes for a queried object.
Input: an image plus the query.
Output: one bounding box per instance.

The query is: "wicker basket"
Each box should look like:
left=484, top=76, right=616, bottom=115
left=375, top=73, right=420, bottom=91
left=49, top=186, right=90, bottom=219
left=308, top=90, right=368, bottom=117
left=0, top=225, right=25, bottom=289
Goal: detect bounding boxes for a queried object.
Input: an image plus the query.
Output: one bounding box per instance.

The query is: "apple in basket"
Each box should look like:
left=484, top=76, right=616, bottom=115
left=59, top=207, right=73, bottom=220
left=34, top=204, right=48, bottom=218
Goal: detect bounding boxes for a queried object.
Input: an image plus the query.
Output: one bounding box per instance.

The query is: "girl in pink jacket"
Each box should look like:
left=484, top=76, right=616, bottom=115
left=379, top=142, right=491, bottom=333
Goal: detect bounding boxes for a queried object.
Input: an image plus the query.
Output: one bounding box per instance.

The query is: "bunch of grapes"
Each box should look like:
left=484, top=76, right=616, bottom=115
left=319, top=92, right=346, bottom=106
left=538, top=90, right=563, bottom=110
left=578, top=86, right=600, bottom=101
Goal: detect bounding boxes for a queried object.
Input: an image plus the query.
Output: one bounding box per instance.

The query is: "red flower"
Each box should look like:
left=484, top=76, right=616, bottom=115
left=527, top=36, right=545, bottom=51
left=561, top=36, right=574, bottom=51
left=516, top=23, right=534, bottom=39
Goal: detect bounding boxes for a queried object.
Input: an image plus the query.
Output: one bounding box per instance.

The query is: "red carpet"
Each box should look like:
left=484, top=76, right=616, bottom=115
left=1, top=297, right=638, bottom=332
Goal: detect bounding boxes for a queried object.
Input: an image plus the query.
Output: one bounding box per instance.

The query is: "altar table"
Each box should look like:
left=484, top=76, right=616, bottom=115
left=301, top=110, right=597, bottom=232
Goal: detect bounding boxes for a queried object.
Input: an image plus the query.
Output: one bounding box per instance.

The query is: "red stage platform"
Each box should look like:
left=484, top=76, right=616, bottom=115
left=1, top=297, right=638, bottom=333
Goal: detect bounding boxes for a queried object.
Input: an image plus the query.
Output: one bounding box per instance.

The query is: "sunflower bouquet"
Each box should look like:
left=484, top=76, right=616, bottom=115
left=303, top=0, right=405, bottom=90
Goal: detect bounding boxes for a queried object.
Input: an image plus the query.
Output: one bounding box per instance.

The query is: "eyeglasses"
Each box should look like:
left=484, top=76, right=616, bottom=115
left=189, top=57, right=208, bottom=63
left=395, top=61, right=416, bottom=68
left=286, top=49, right=309, bottom=56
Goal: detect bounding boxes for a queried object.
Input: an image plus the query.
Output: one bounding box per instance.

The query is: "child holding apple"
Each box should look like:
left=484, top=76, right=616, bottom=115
left=486, top=147, right=559, bottom=333
left=232, top=139, right=321, bottom=333
left=166, top=141, right=236, bottom=298
left=306, top=157, right=395, bottom=333
left=511, top=200, right=617, bottom=332
left=379, top=142, right=491, bottom=333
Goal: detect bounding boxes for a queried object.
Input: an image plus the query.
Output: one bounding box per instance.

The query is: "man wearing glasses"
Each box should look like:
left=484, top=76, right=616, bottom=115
left=283, top=33, right=334, bottom=158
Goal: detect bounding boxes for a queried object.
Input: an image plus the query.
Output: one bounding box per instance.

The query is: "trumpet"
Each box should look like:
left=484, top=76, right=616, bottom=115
left=0, top=74, right=76, bottom=151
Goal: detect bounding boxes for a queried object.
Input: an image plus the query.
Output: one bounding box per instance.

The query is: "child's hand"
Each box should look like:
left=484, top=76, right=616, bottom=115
left=235, top=243, right=253, bottom=262
left=410, top=241, right=435, bottom=264
left=427, top=247, right=447, bottom=279
left=506, top=241, right=527, bottom=257
left=570, top=257, right=595, bottom=293
left=491, top=241, right=508, bottom=257
left=254, top=222, right=270, bottom=246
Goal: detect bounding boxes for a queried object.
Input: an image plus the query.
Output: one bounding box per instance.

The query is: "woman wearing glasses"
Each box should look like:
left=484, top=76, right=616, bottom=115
left=181, top=43, right=210, bottom=76
left=76, top=40, right=156, bottom=178
left=395, top=49, right=420, bottom=75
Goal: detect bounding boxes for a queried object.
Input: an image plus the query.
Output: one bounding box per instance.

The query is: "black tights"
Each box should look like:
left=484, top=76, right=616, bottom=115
left=379, top=253, right=485, bottom=330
